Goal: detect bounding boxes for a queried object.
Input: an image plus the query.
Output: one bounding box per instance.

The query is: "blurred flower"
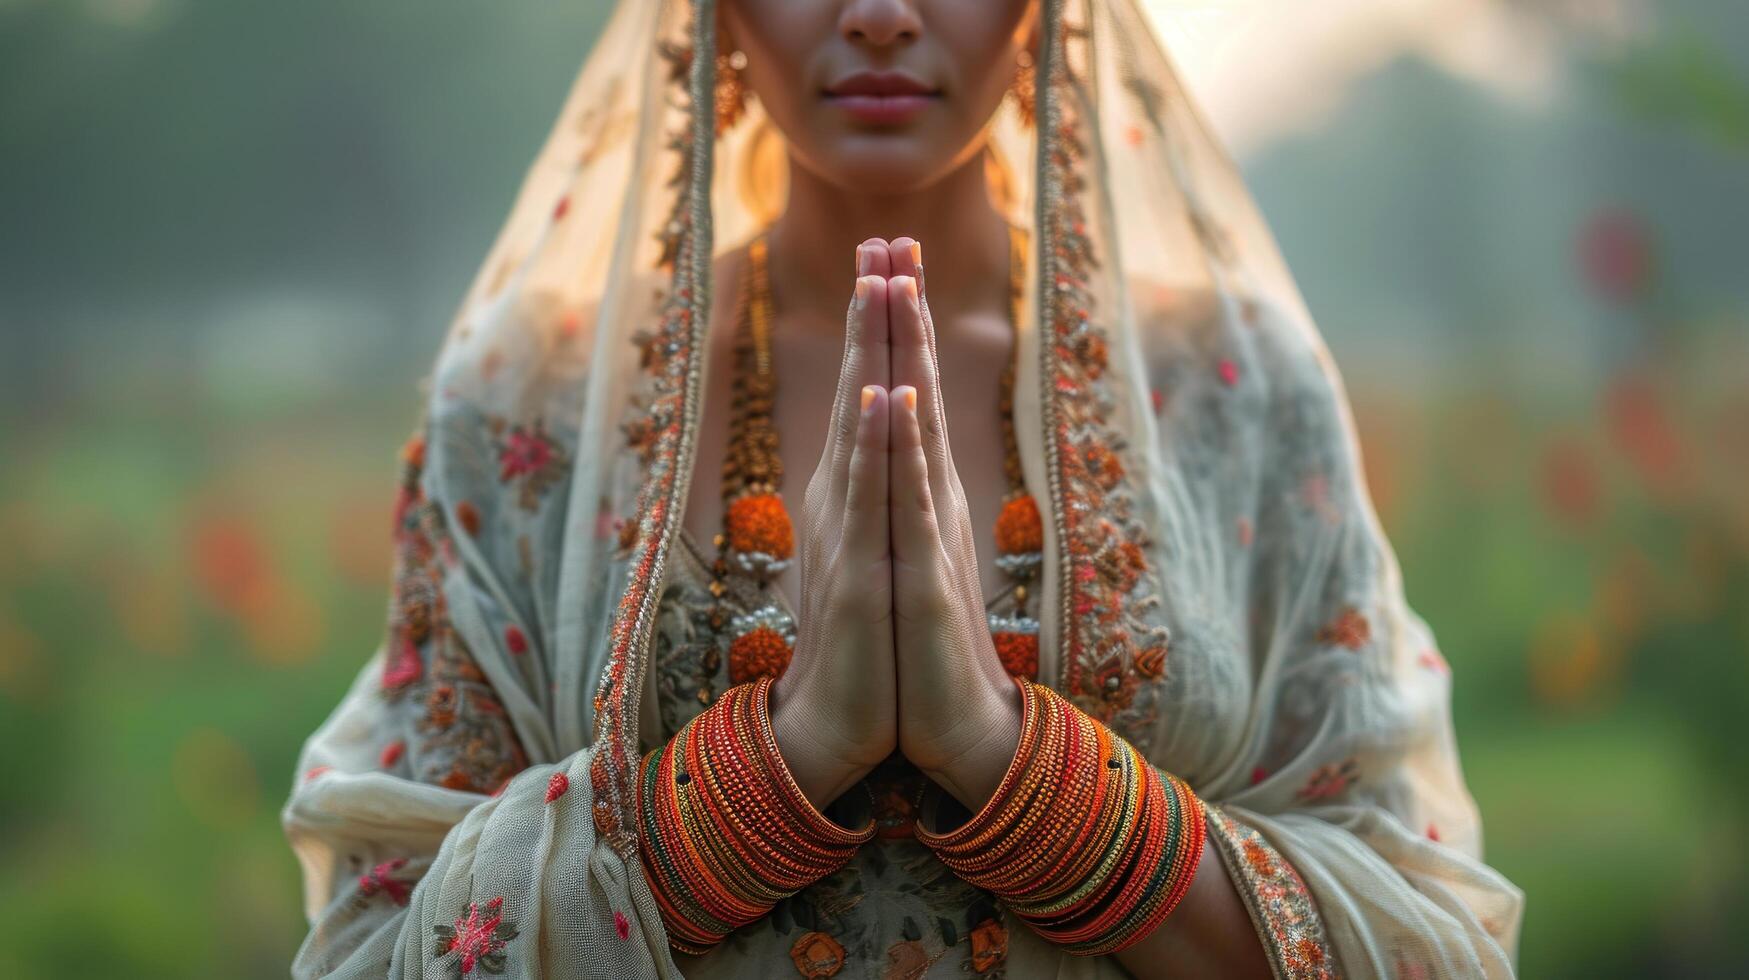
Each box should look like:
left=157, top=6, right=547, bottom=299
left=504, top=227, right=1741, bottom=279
left=1594, top=546, right=1654, bottom=646
left=1604, top=368, right=1690, bottom=500
left=1577, top=207, right=1657, bottom=305
left=1528, top=612, right=1616, bottom=709
left=1539, top=437, right=1602, bottom=528
left=189, top=514, right=271, bottom=616
left=188, top=511, right=325, bottom=664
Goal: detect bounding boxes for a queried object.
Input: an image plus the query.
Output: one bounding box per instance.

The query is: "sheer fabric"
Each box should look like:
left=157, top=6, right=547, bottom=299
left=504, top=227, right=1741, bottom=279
left=283, top=1, right=1524, bottom=977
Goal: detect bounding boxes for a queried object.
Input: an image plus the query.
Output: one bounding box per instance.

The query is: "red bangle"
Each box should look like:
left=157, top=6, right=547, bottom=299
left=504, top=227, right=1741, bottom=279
left=637, top=678, right=874, bottom=954
left=916, top=679, right=1205, bottom=956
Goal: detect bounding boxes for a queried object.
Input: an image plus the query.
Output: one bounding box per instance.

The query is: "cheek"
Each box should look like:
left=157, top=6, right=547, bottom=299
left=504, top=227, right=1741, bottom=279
left=726, top=7, right=827, bottom=129
left=936, top=5, right=1029, bottom=125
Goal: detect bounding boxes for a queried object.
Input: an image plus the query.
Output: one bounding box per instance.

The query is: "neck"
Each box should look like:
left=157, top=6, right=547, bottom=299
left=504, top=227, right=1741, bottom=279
left=765, top=146, right=1012, bottom=331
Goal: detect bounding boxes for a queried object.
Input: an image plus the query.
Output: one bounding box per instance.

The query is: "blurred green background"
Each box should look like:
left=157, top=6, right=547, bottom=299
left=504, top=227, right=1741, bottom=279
left=1, top=1, right=1745, bottom=977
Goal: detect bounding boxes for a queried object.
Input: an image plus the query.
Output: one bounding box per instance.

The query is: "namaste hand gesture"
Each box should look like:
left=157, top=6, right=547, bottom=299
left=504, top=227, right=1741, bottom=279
left=771, top=237, right=1021, bottom=814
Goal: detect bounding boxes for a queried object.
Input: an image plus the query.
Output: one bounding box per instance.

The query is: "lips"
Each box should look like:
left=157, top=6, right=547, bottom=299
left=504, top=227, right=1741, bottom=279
left=823, top=70, right=940, bottom=125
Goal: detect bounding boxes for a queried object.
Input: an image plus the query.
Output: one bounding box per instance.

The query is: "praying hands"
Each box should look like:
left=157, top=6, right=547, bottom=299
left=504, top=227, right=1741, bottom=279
left=769, top=237, right=1022, bottom=816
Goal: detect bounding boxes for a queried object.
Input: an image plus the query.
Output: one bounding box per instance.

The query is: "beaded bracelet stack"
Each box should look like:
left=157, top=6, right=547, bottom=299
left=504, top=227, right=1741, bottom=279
left=637, top=675, right=875, bottom=955
left=915, top=675, right=1206, bottom=956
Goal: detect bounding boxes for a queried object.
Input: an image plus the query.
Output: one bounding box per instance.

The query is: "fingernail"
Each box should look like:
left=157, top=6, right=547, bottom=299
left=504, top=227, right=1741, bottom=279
left=901, top=387, right=917, bottom=412
left=909, top=241, right=923, bottom=289
left=861, top=385, right=877, bottom=414
left=854, top=277, right=869, bottom=309
left=856, top=246, right=872, bottom=277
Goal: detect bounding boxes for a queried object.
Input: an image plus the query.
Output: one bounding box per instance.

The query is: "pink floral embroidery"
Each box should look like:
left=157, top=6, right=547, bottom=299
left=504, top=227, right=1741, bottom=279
left=1296, top=760, right=1359, bottom=801
left=357, top=858, right=412, bottom=906
left=304, top=765, right=332, bottom=781
left=1419, top=648, right=1449, bottom=674
left=495, top=420, right=568, bottom=511
left=434, top=896, right=517, bottom=977
left=545, top=771, right=569, bottom=804
left=1218, top=359, right=1239, bottom=387
left=1299, top=472, right=1342, bottom=525
left=379, top=740, right=405, bottom=768
left=1427, top=824, right=1441, bottom=842
left=504, top=625, right=529, bottom=655
left=1251, top=766, right=1269, bottom=785
left=614, top=909, right=631, bottom=940
left=381, top=634, right=423, bottom=691
left=499, top=426, right=556, bottom=480
left=553, top=195, right=571, bottom=221
left=1318, top=607, right=1371, bottom=650
left=1236, top=517, right=1254, bottom=548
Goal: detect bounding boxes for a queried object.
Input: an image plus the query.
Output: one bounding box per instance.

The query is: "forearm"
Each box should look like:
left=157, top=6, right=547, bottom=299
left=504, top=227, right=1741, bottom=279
left=922, top=679, right=1269, bottom=977
left=641, top=676, right=876, bottom=955
left=1109, top=837, right=1271, bottom=979
left=769, top=671, right=881, bottom=809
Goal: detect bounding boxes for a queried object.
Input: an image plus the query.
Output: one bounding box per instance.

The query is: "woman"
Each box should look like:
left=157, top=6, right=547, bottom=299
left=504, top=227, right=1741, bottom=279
left=283, top=1, right=1524, bottom=977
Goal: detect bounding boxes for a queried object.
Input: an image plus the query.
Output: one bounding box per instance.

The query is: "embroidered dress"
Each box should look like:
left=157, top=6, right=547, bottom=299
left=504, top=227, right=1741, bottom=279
left=283, top=1, right=1524, bottom=978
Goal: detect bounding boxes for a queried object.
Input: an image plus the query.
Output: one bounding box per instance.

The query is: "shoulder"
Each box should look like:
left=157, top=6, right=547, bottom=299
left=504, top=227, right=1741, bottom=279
left=1126, top=275, right=1342, bottom=405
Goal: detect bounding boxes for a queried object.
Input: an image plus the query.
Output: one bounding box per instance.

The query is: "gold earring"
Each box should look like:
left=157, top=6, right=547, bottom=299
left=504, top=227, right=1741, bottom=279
left=716, top=48, right=750, bottom=135
left=1011, top=49, right=1036, bottom=128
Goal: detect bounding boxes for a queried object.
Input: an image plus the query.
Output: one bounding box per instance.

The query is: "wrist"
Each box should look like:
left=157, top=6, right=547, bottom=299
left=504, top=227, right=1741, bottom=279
left=921, top=672, right=1025, bottom=812
left=769, top=674, right=876, bottom=809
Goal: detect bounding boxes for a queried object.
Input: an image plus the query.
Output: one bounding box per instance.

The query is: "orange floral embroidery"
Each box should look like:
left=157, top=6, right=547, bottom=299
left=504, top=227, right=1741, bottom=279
left=790, top=930, right=846, bottom=978
left=1074, top=332, right=1109, bottom=378
left=969, top=917, right=1009, bottom=973
left=725, top=492, right=794, bottom=559
left=425, top=684, right=458, bottom=730
left=1079, top=441, right=1126, bottom=491
left=454, top=501, right=482, bottom=536
left=884, top=939, right=935, bottom=979
left=1134, top=643, right=1168, bottom=679
left=1243, top=838, right=1275, bottom=878
left=1289, top=937, right=1329, bottom=973
left=1318, top=607, right=1371, bottom=649
left=1297, top=760, right=1359, bottom=801
left=994, top=494, right=1043, bottom=555
left=728, top=626, right=792, bottom=684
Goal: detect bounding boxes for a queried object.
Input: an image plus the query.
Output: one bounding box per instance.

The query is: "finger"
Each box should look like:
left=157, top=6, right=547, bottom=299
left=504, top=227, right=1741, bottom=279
left=826, top=273, right=891, bottom=497
left=887, top=238, right=937, bottom=396
left=891, top=239, right=977, bottom=559
left=857, top=237, right=893, bottom=279
left=889, top=385, right=939, bottom=566
left=887, top=274, right=953, bottom=501
left=841, top=385, right=890, bottom=558
left=887, top=236, right=923, bottom=295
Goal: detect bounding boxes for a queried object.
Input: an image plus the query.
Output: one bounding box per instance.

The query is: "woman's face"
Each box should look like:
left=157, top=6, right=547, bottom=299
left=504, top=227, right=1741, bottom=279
left=724, top=0, right=1037, bottom=194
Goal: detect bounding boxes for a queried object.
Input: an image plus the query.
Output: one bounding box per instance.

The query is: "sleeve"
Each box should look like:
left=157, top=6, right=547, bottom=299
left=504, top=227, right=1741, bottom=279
left=1197, top=304, right=1525, bottom=980
left=280, top=404, right=685, bottom=980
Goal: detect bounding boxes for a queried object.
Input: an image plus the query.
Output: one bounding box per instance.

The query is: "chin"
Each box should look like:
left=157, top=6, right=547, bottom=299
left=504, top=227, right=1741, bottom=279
left=798, top=135, right=970, bottom=196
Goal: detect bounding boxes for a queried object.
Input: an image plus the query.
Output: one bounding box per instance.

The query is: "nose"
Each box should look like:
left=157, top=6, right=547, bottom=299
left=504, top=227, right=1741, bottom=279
left=839, top=0, right=921, bottom=48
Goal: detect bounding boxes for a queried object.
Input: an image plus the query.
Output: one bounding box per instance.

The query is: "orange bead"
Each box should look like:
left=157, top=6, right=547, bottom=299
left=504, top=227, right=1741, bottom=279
left=728, top=626, right=793, bottom=684
left=724, top=492, right=795, bottom=559
left=993, top=631, right=1039, bottom=679
left=995, top=495, right=1044, bottom=555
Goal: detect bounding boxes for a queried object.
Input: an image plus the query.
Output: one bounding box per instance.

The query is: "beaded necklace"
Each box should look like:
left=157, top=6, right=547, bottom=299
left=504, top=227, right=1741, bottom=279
left=708, top=227, right=1045, bottom=696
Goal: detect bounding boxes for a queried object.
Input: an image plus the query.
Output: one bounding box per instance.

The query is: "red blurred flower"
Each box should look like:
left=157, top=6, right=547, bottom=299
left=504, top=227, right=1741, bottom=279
left=1577, top=207, right=1656, bottom=305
